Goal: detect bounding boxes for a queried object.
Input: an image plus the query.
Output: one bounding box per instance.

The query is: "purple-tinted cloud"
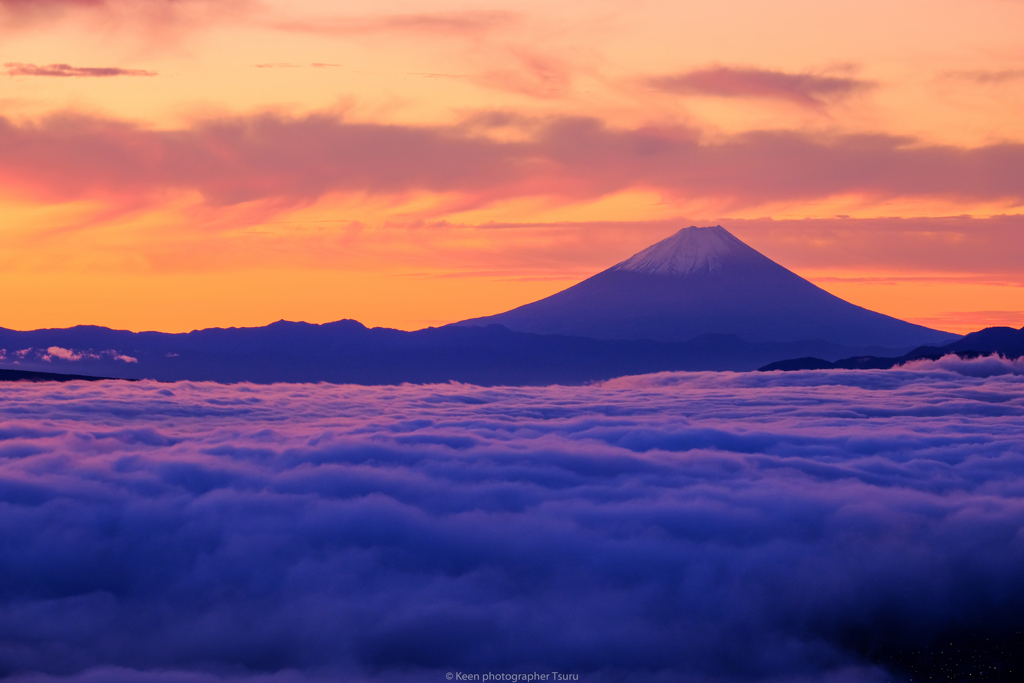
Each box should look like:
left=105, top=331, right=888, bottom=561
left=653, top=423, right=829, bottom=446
left=0, top=363, right=1023, bottom=680
left=26, top=346, right=138, bottom=362
left=4, top=62, right=156, bottom=77
left=0, top=112, right=1022, bottom=209
left=900, top=353, right=1024, bottom=375
left=0, top=0, right=251, bottom=33
left=0, top=112, right=527, bottom=206
left=646, top=66, right=874, bottom=109
left=725, top=214, right=1024, bottom=273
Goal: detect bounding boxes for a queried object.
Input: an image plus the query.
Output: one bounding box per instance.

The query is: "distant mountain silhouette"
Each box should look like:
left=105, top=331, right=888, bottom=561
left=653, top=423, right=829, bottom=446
left=0, top=368, right=118, bottom=383
left=943, top=325, right=1024, bottom=357
left=456, top=225, right=957, bottom=348
left=0, top=320, right=919, bottom=385
left=760, top=324, right=1024, bottom=371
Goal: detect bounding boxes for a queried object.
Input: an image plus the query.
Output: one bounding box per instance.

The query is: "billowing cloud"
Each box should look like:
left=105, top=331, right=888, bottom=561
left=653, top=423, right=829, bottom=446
left=41, top=345, right=96, bottom=361
left=4, top=62, right=156, bottom=77
left=645, top=66, right=874, bottom=109
left=0, top=111, right=1022, bottom=211
left=0, top=363, right=1023, bottom=681
left=900, top=352, right=1024, bottom=375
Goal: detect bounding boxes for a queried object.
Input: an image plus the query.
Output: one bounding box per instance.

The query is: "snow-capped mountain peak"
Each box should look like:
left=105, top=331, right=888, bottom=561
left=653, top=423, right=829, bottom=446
left=610, top=225, right=747, bottom=276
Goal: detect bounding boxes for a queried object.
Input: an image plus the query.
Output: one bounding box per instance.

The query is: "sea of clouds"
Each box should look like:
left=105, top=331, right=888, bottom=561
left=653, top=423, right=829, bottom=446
left=2, top=355, right=1024, bottom=682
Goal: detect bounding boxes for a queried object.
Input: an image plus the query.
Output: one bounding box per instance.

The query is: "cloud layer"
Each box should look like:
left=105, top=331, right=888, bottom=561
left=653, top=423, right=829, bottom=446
left=0, top=112, right=1022, bottom=210
left=1, top=359, right=1024, bottom=681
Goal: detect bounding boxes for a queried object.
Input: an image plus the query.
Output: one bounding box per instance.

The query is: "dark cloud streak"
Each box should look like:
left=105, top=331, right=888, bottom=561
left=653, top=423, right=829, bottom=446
left=944, top=68, right=1024, bottom=84
left=645, top=66, right=874, bottom=109
left=4, top=62, right=156, bottom=77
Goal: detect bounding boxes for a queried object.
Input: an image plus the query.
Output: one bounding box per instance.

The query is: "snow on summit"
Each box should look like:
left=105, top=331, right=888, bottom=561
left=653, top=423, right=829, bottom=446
left=611, top=225, right=749, bottom=276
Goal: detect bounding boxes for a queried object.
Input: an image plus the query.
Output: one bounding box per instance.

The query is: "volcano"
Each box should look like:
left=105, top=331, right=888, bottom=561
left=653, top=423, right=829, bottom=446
left=456, top=225, right=956, bottom=348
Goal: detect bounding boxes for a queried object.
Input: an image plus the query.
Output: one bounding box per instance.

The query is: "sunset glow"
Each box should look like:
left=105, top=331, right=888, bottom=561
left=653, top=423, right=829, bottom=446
left=2, top=0, right=1022, bottom=332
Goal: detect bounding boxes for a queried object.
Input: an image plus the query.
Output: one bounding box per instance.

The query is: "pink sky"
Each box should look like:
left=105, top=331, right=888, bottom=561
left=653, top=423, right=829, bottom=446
left=1, top=0, right=1022, bottom=333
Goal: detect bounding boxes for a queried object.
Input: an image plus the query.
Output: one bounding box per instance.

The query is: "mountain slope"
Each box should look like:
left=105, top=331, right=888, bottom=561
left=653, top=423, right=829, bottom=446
left=456, top=226, right=956, bottom=348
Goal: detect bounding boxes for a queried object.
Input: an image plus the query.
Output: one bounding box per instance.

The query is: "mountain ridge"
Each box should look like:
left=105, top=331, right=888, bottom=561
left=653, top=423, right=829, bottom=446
left=0, top=320, right=916, bottom=385
left=760, top=324, right=1024, bottom=371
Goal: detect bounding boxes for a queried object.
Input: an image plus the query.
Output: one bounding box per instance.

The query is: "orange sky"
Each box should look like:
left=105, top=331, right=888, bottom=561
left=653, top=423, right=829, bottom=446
left=1, top=0, right=1022, bottom=333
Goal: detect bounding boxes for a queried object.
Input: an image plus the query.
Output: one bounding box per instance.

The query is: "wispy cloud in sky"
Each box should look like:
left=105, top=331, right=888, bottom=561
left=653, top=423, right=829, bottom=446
left=272, top=10, right=516, bottom=38
left=646, top=66, right=875, bottom=109
left=726, top=214, right=1024, bottom=272
left=474, top=51, right=573, bottom=99
left=943, top=68, right=1024, bottom=84
left=4, top=62, right=155, bottom=77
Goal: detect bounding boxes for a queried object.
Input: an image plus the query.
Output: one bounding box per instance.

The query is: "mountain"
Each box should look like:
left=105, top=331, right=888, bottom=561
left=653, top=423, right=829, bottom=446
left=760, top=324, right=1024, bottom=371
left=943, top=325, right=1024, bottom=357
left=0, top=226, right=968, bottom=384
left=0, top=320, right=922, bottom=385
left=455, top=225, right=956, bottom=348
